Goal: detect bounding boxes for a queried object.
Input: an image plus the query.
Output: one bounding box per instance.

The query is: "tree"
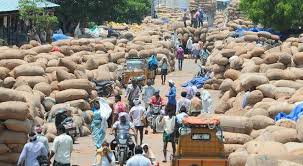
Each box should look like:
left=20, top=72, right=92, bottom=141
left=239, top=0, right=303, bottom=32
left=18, top=0, right=58, bottom=43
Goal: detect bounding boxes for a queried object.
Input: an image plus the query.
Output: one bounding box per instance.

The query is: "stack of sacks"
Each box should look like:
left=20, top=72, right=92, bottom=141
left=213, top=12, right=226, bottom=28
left=0, top=88, right=33, bottom=166
left=226, top=1, right=245, bottom=22
left=204, top=28, right=230, bottom=52
left=175, top=26, right=208, bottom=46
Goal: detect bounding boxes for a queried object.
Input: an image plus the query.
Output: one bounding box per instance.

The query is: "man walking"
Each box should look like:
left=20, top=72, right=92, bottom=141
left=129, top=98, right=146, bottom=145
left=176, top=46, right=184, bottom=71
left=126, top=146, right=151, bottom=166
left=126, top=79, right=141, bottom=108
left=166, top=80, right=177, bottom=115
left=49, top=125, right=73, bottom=166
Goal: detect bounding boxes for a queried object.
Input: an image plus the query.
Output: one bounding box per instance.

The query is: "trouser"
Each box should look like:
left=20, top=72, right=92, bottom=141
left=178, top=59, right=183, bottom=70
left=183, top=21, right=186, bottom=27
left=53, top=161, right=70, bottom=166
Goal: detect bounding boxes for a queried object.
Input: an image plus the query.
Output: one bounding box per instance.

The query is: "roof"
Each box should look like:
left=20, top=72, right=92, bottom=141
left=0, top=0, right=59, bottom=13
left=182, top=117, right=220, bottom=126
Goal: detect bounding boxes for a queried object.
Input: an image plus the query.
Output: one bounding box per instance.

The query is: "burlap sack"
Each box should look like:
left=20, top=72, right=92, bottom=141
left=288, top=87, right=303, bottom=103
left=0, top=130, right=28, bottom=144
left=67, top=99, right=91, bottom=111
left=0, top=101, right=29, bottom=120
left=33, top=82, right=52, bottom=96
left=246, top=90, right=264, bottom=105
left=297, top=116, right=303, bottom=142
left=59, top=58, right=78, bottom=73
left=239, top=73, right=269, bottom=91
left=221, top=49, right=236, bottom=58
left=0, top=153, right=20, bottom=164
left=55, top=69, right=76, bottom=82
left=256, top=84, right=276, bottom=98
left=249, top=115, right=275, bottom=130
left=0, top=59, right=27, bottom=70
left=272, top=80, right=303, bottom=90
left=244, top=108, right=269, bottom=118
left=244, top=141, right=288, bottom=156
left=4, top=119, right=32, bottom=133
left=30, top=44, right=52, bottom=53
left=218, top=115, right=253, bottom=134
left=219, top=79, right=233, bottom=92
left=228, top=151, right=249, bottom=166
left=224, top=69, right=240, bottom=81
left=293, top=52, right=303, bottom=65
left=57, top=79, right=94, bottom=92
left=15, top=76, right=48, bottom=88
left=275, top=119, right=296, bottom=129
left=273, top=87, right=296, bottom=99
left=0, top=49, right=27, bottom=60
left=0, top=87, right=26, bottom=102
left=224, top=132, right=252, bottom=144
left=55, top=89, right=89, bottom=103
left=267, top=102, right=295, bottom=118
left=7, top=144, right=24, bottom=153
left=224, top=144, right=244, bottom=156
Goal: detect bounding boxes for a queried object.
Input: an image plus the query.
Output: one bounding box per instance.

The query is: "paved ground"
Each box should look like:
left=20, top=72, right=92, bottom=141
left=67, top=59, right=220, bottom=166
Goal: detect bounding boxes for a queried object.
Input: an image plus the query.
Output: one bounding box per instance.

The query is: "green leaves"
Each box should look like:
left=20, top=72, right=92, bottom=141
left=240, top=0, right=302, bottom=31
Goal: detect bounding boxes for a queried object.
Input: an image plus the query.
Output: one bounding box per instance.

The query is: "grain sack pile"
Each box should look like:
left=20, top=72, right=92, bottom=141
left=0, top=88, right=34, bottom=165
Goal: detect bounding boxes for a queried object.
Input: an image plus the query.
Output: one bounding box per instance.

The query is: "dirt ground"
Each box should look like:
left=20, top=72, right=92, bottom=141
left=65, top=59, right=220, bottom=166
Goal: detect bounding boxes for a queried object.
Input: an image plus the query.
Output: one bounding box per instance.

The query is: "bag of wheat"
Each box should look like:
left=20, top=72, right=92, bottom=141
left=67, top=99, right=91, bottom=111
left=224, top=144, right=244, bottom=156
left=224, top=132, right=252, bottom=144
left=267, top=102, right=295, bottom=118
left=15, top=76, right=48, bottom=88
left=297, top=116, right=303, bottom=142
left=57, top=79, right=94, bottom=92
left=4, top=119, right=32, bottom=133
left=0, top=130, right=28, bottom=144
left=55, top=89, right=89, bottom=103
left=0, top=101, right=29, bottom=120
left=228, top=150, right=249, bottom=166
left=240, top=73, right=269, bottom=91
left=249, top=115, right=275, bottom=130
left=218, top=115, right=253, bottom=134
left=55, top=69, right=76, bottom=82
left=0, top=153, right=20, bottom=164
left=33, top=82, right=52, bottom=96
left=275, top=119, right=296, bottom=129
left=0, top=88, right=26, bottom=102
left=244, top=141, right=288, bottom=156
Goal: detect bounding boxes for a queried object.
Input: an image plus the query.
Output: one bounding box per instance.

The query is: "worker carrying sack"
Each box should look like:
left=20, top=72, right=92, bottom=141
left=148, top=55, right=158, bottom=70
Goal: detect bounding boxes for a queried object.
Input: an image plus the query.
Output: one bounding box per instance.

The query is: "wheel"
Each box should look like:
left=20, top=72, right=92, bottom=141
left=119, top=151, right=125, bottom=166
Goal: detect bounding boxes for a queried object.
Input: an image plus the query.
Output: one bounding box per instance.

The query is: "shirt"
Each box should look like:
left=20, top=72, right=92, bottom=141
left=161, top=116, right=176, bottom=134
left=126, top=154, right=152, bottom=166
left=96, top=151, right=115, bottom=166
left=52, top=133, right=73, bottom=164
left=142, top=86, right=155, bottom=104
left=126, top=84, right=141, bottom=102
left=160, top=61, right=168, bottom=70
left=176, top=97, right=191, bottom=113
left=129, top=105, right=146, bottom=127
left=176, top=112, right=188, bottom=124
left=114, top=101, right=127, bottom=114
left=186, top=39, right=193, bottom=50
left=167, top=86, right=177, bottom=105
left=150, top=96, right=164, bottom=105
left=18, top=140, right=48, bottom=166
left=37, top=134, right=49, bottom=152
left=201, top=90, right=212, bottom=113
left=176, top=48, right=184, bottom=59
left=113, top=121, right=134, bottom=135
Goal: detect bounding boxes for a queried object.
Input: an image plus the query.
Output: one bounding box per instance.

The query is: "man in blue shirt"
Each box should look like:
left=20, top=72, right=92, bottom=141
left=166, top=80, right=177, bottom=115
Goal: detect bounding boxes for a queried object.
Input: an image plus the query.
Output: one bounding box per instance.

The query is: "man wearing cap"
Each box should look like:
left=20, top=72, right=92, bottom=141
left=129, top=98, right=146, bottom=145
left=166, top=80, right=177, bottom=114
left=35, top=125, right=49, bottom=153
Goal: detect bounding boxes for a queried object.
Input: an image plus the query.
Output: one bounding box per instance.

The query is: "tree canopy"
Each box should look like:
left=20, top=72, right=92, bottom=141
left=50, top=0, right=151, bottom=33
left=240, top=0, right=303, bottom=32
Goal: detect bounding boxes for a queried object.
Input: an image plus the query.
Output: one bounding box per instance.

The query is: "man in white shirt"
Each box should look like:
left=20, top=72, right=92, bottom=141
left=126, top=146, right=151, bottom=166
left=159, top=111, right=176, bottom=163
left=35, top=125, right=49, bottom=153
left=176, top=91, right=191, bottom=114
left=129, top=98, right=146, bottom=145
left=49, top=125, right=73, bottom=166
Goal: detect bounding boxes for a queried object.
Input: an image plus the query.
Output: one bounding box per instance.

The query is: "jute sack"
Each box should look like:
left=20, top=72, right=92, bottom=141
left=244, top=108, right=269, bottom=118
left=0, top=49, right=27, bottom=60
left=55, top=89, right=89, bottom=103
left=0, top=153, right=20, bottom=164
left=278, top=53, right=292, bottom=65
left=12, top=64, right=45, bottom=77
left=297, top=116, right=303, bottom=142
left=264, top=53, right=279, bottom=64
left=288, top=87, right=303, bottom=103
left=219, top=79, right=233, bottom=92
left=245, top=90, right=264, bottom=105
left=30, top=44, right=53, bottom=53
left=33, top=82, right=52, bottom=96
left=270, top=128, right=299, bottom=143
left=266, top=69, right=296, bottom=80
left=267, top=102, right=295, bottom=118
left=249, top=115, right=275, bottom=130
left=275, top=119, right=296, bottom=129
left=0, top=144, right=10, bottom=154
left=0, top=130, right=28, bottom=144
left=218, top=115, right=253, bottom=134
left=46, top=66, right=69, bottom=73
left=224, top=69, right=240, bottom=81
left=273, top=87, right=296, bottom=99
left=4, top=119, right=32, bottom=133
left=228, top=151, right=249, bottom=166
left=7, top=144, right=24, bottom=153
left=0, top=59, right=27, bottom=70
left=272, top=80, right=303, bottom=90
left=285, top=142, right=303, bottom=156
left=244, top=141, right=288, bottom=156
left=259, top=63, right=286, bottom=73
left=256, top=84, right=276, bottom=98
left=15, top=76, right=48, bottom=88
left=15, top=84, right=32, bottom=92
left=0, top=101, right=29, bottom=120
left=57, top=79, right=94, bottom=92
left=58, top=58, right=78, bottom=73
left=224, top=144, right=244, bottom=156
left=221, top=49, right=236, bottom=58
left=0, top=67, right=9, bottom=79
left=0, top=87, right=26, bottom=102
left=55, top=69, right=76, bottom=82
left=224, top=132, right=252, bottom=144
left=67, top=99, right=91, bottom=111
left=239, top=73, right=269, bottom=91
left=293, top=52, right=303, bottom=65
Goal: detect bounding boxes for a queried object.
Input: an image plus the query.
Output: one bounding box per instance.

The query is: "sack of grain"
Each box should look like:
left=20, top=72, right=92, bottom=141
left=0, top=101, right=28, bottom=120
left=0, top=59, right=27, bottom=70
left=266, top=69, right=296, bottom=80
left=219, top=79, right=233, bottom=92
left=212, top=56, right=229, bottom=66
left=218, top=115, right=253, bottom=134
left=297, top=116, right=303, bottom=142
left=55, top=89, right=89, bottom=103
left=224, top=144, right=244, bottom=156
left=59, top=58, right=78, bottom=73
left=251, top=57, right=264, bottom=65
left=215, top=100, right=230, bottom=114
left=221, top=49, right=236, bottom=58
left=249, top=115, right=274, bottom=130
left=67, top=99, right=90, bottom=111
left=224, top=132, right=252, bottom=144
left=267, top=102, right=295, bottom=118
left=13, top=64, right=45, bottom=78
left=224, top=69, right=240, bottom=81
left=244, top=141, right=288, bottom=156
left=230, top=56, right=244, bottom=70
left=228, top=151, right=249, bottom=166
left=273, top=87, right=296, bottom=99
left=293, top=52, right=303, bottom=65
left=0, top=87, right=26, bottom=102
left=30, top=44, right=53, bottom=54
left=4, top=119, right=32, bottom=133
left=57, top=79, right=94, bottom=92
left=0, top=144, right=10, bottom=154
left=272, top=80, right=303, bottom=90
left=246, top=90, right=264, bottom=105
left=270, top=128, right=299, bottom=143
left=259, top=63, right=286, bottom=73
left=264, top=53, right=279, bottom=64
left=55, top=69, right=76, bottom=82
left=275, top=119, right=296, bottom=129
left=278, top=53, right=292, bottom=65
left=256, top=84, right=275, bottom=98
left=244, top=108, right=269, bottom=118
left=240, top=73, right=269, bottom=91
left=0, top=153, right=20, bottom=164
left=0, top=49, right=27, bottom=60
left=33, top=82, right=52, bottom=96
left=0, top=67, right=9, bottom=80
left=81, top=126, right=91, bottom=136
left=0, top=130, right=28, bottom=144
left=288, top=87, right=303, bottom=103
left=244, top=35, right=258, bottom=42
left=284, top=142, right=303, bottom=155
left=15, top=76, right=48, bottom=88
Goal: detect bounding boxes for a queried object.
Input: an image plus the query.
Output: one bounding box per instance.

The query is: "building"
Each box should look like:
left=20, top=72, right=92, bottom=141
left=0, top=0, right=59, bottom=45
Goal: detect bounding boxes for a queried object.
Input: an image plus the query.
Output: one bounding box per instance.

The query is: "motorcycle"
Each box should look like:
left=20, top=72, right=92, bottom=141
left=93, top=80, right=114, bottom=98
left=113, top=133, right=135, bottom=166
left=55, top=110, right=78, bottom=143
left=147, top=104, right=163, bottom=134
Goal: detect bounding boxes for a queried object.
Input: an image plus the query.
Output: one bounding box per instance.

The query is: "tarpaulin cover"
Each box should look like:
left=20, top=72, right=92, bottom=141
left=52, top=33, right=71, bottom=42
left=182, top=76, right=210, bottom=89
left=275, top=102, right=303, bottom=121
left=232, top=27, right=282, bottom=38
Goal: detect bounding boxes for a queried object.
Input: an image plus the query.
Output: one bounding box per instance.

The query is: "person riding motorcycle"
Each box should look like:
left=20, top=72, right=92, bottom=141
left=110, top=112, right=137, bottom=155
left=148, top=90, right=165, bottom=133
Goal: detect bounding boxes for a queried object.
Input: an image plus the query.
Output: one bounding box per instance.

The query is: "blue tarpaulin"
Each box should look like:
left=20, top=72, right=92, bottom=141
left=52, top=33, right=71, bottom=42
left=182, top=76, right=210, bottom=89
left=232, top=27, right=283, bottom=39
left=275, top=102, right=303, bottom=121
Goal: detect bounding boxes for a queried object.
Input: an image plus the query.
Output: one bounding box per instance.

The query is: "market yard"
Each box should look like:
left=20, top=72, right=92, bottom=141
left=1, top=0, right=303, bottom=166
